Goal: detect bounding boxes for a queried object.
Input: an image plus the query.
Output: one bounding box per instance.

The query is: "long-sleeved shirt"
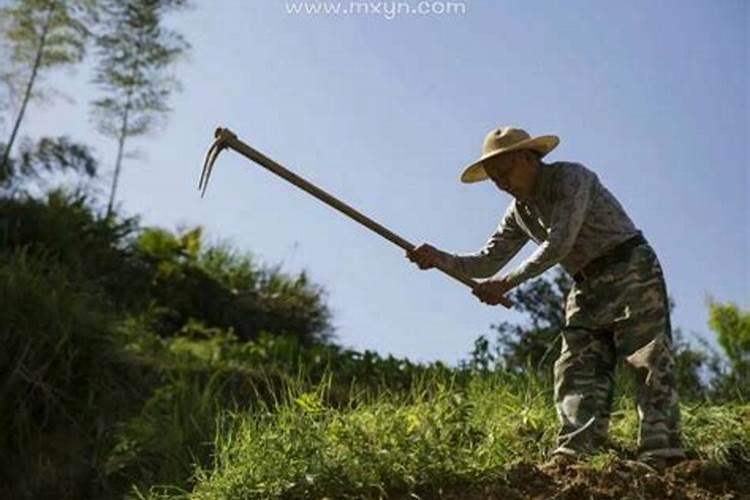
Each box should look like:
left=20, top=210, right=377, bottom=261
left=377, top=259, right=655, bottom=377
left=441, top=161, right=640, bottom=288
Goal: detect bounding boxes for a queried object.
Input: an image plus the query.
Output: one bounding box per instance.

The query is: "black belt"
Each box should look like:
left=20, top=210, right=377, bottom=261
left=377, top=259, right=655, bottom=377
left=573, top=232, right=647, bottom=284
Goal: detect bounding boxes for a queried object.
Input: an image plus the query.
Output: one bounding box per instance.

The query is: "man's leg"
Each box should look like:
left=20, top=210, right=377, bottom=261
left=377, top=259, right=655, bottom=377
left=552, top=325, right=616, bottom=457
left=611, top=245, right=685, bottom=460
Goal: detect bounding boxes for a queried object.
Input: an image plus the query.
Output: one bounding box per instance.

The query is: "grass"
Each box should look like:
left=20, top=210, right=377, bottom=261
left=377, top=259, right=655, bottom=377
left=2, top=247, right=748, bottom=499
left=132, top=368, right=749, bottom=500
left=2, top=195, right=748, bottom=499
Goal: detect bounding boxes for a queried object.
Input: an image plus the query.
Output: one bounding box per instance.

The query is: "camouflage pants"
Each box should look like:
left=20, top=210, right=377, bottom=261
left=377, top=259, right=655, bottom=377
left=552, top=242, right=685, bottom=460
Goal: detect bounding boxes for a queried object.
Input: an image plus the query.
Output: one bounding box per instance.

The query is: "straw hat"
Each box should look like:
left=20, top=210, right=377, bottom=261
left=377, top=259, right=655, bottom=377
left=460, top=126, right=560, bottom=183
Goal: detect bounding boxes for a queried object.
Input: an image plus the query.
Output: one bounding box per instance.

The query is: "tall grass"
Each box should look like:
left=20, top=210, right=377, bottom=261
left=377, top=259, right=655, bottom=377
left=136, top=368, right=749, bottom=500
left=0, top=247, right=149, bottom=499
left=2, top=193, right=748, bottom=499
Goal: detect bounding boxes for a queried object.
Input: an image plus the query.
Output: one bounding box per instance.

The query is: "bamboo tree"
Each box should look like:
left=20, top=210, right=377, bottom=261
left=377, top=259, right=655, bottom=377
left=91, top=0, right=189, bottom=218
left=0, top=0, right=96, bottom=174
left=0, top=135, right=97, bottom=192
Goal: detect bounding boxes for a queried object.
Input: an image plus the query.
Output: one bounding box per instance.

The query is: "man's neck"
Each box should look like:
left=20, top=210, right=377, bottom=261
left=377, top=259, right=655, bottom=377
left=519, top=160, right=546, bottom=204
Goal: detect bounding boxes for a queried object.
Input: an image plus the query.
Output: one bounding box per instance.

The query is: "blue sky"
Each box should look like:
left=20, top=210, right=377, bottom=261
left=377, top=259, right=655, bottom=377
left=9, top=0, right=748, bottom=364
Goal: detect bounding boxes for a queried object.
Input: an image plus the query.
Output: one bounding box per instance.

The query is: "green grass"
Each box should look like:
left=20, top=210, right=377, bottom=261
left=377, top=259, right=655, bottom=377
left=2, top=194, right=748, bottom=499
left=3, top=248, right=748, bottom=500
left=132, top=369, right=749, bottom=500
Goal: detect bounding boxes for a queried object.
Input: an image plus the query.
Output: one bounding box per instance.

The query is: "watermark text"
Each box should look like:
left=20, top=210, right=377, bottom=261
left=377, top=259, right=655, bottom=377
left=284, top=1, right=468, bottom=19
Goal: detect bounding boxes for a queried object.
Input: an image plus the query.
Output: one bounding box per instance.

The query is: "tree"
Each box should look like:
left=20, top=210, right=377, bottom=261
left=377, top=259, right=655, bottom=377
left=1, top=135, right=97, bottom=193
left=0, top=0, right=96, bottom=173
left=461, top=269, right=571, bottom=374
left=707, top=300, right=750, bottom=398
left=90, top=0, right=189, bottom=218
left=490, top=268, right=572, bottom=374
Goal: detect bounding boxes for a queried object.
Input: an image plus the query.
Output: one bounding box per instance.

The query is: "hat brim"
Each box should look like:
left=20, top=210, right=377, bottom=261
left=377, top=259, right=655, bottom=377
left=459, top=135, right=560, bottom=184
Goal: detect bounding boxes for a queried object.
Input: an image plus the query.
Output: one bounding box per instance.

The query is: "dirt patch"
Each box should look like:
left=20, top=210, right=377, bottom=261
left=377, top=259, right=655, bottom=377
left=431, top=459, right=750, bottom=500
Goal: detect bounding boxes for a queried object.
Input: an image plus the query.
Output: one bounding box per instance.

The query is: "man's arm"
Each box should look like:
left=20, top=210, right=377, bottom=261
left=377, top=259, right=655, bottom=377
left=504, top=166, right=595, bottom=288
left=438, top=201, right=529, bottom=279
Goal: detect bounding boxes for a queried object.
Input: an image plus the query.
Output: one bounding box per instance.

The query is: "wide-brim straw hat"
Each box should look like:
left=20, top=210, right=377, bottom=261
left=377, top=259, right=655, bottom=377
left=460, top=126, right=560, bottom=183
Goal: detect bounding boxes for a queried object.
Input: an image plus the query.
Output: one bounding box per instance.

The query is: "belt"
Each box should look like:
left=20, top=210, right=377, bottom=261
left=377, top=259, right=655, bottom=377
left=573, top=232, right=647, bottom=284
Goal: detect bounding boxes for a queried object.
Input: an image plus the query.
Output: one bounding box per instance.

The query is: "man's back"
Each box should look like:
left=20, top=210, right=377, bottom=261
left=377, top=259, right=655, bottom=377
left=446, top=161, right=641, bottom=285
left=514, top=161, right=639, bottom=276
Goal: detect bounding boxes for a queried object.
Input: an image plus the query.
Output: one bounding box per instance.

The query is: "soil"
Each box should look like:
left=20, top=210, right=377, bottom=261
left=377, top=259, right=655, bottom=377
left=431, top=459, right=750, bottom=500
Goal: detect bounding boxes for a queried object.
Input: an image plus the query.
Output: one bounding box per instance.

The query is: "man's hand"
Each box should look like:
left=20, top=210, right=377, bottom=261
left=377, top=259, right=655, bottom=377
left=408, top=245, right=514, bottom=308
left=406, top=243, right=444, bottom=270
left=472, top=276, right=514, bottom=306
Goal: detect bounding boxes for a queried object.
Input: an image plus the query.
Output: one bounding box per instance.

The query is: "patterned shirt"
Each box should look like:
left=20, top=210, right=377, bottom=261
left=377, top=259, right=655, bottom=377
left=441, top=161, right=640, bottom=287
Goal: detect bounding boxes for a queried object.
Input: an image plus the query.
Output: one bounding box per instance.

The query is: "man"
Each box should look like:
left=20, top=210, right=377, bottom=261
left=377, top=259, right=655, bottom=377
left=406, top=126, right=685, bottom=470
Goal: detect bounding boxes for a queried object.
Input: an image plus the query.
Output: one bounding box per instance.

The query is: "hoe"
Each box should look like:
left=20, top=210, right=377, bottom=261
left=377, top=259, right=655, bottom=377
left=199, top=127, right=512, bottom=308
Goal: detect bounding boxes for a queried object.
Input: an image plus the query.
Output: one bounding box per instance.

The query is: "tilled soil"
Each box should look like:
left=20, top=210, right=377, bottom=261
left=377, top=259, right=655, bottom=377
left=432, top=459, right=750, bottom=500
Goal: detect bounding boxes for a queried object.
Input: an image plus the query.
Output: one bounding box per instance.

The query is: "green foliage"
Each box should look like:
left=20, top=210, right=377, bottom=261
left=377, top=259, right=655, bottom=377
left=142, top=371, right=748, bottom=500
left=104, top=345, right=229, bottom=495
left=90, top=0, right=190, bottom=215
left=0, top=0, right=98, bottom=170
left=670, top=327, right=711, bottom=401
left=176, top=371, right=551, bottom=500
left=457, top=271, right=570, bottom=376
left=91, top=0, right=189, bottom=139
left=0, top=191, right=334, bottom=344
left=709, top=301, right=750, bottom=373
left=0, top=246, right=151, bottom=499
left=486, top=269, right=571, bottom=374
left=133, top=226, right=334, bottom=343
left=707, top=300, right=750, bottom=399
left=0, top=139, right=747, bottom=499
left=0, top=190, right=150, bottom=306
left=1, top=187, right=749, bottom=498
left=1, top=135, right=98, bottom=189
left=0, top=187, right=335, bottom=497
left=2, top=0, right=95, bottom=69
left=680, top=403, right=750, bottom=468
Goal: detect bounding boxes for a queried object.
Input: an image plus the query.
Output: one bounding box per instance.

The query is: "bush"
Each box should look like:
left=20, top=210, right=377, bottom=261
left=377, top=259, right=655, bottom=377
left=706, top=300, right=750, bottom=400
left=0, top=191, right=333, bottom=344
left=0, top=247, right=151, bottom=499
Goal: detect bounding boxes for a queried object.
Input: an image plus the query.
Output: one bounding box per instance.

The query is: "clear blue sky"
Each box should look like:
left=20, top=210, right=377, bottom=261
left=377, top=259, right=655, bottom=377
left=13, top=0, right=749, bottom=365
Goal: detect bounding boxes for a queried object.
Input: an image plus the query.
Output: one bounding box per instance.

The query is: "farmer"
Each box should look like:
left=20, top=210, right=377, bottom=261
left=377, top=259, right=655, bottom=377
left=406, top=126, right=686, bottom=470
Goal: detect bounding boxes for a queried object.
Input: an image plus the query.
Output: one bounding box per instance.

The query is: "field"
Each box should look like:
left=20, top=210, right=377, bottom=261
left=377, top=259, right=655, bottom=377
left=1, top=193, right=748, bottom=500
